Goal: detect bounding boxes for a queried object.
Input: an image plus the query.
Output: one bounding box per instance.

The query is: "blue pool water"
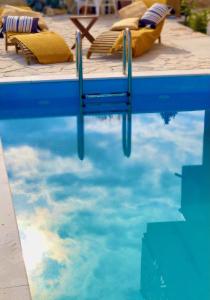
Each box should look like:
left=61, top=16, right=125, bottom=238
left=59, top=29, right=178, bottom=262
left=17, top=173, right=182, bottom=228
left=0, top=110, right=209, bottom=300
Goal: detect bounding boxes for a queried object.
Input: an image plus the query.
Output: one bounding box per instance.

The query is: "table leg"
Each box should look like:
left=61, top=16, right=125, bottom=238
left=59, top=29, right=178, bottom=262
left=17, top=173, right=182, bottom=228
left=70, top=18, right=98, bottom=49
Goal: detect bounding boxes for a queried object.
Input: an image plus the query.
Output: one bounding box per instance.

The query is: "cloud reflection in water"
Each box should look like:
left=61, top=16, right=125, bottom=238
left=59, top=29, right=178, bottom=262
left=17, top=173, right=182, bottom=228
left=0, top=112, right=204, bottom=300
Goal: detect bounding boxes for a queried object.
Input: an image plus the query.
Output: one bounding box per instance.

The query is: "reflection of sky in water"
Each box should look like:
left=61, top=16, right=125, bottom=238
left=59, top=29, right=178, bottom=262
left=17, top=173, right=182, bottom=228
left=0, top=112, right=206, bottom=300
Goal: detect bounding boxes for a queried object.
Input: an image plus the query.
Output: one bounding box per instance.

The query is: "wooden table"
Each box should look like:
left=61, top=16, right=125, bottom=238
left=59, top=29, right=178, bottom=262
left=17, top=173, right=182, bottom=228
left=70, top=15, right=98, bottom=49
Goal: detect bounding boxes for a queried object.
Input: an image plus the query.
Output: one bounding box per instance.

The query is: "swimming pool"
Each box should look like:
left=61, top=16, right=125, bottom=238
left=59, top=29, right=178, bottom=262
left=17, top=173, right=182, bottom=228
left=0, top=108, right=209, bottom=299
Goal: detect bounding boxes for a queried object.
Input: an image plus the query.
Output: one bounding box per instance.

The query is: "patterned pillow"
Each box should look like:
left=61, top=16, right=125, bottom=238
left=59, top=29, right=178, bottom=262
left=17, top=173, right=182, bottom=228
left=139, top=3, right=172, bottom=29
left=2, top=16, right=39, bottom=33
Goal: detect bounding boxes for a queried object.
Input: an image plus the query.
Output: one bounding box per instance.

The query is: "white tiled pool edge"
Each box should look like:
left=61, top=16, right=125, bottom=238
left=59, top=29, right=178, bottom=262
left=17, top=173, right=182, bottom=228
left=1, top=68, right=210, bottom=84
left=0, top=140, right=31, bottom=300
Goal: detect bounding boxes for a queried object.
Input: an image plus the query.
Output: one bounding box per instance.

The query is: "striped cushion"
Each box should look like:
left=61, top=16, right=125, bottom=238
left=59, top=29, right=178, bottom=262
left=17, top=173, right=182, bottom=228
left=2, top=16, right=39, bottom=33
left=139, top=3, right=172, bottom=29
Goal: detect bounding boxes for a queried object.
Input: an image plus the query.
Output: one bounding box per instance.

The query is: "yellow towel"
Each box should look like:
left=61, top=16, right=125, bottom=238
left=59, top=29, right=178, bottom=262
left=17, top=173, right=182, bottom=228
left=143, top=0, right=167, bottom=8
left=111, top=21, right=164, bottom=58
left=7, top=31, right=29, bottom=41
left=0, top=0, right=27, bottom=6
left=13, top=31, right=73, bottom=64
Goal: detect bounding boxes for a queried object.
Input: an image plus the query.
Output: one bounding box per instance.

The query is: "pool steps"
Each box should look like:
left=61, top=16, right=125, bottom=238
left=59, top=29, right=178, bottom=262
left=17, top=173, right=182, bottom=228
left=76, top=29, right=132, bottom=160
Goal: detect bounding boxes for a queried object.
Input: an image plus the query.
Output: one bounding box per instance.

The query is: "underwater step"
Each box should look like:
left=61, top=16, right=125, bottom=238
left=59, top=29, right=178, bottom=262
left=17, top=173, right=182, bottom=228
left=83, top=95, right=129, bottom=106
left=84, top=92, right=129, bottom=99
left=83, top=108, right=129, bottom=115
left=83, top=97, right=130, bottom=115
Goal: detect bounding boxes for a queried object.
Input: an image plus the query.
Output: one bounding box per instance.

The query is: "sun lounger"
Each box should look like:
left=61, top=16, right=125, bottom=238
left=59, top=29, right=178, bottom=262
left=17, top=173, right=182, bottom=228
left=4, top=31, right=34, bottom=51
left=11, top=36, right=38, bottom=64
left=0, top=5, right=48, bottom=50
left=11, top=31, right=73, bottom=64
left=87, top=0, right=169, bottom=59
left=87, top=22, right=163, bottom=59
left=111, top=21, right=164, bottom=58
left=87, top=31, right=121, bottom=58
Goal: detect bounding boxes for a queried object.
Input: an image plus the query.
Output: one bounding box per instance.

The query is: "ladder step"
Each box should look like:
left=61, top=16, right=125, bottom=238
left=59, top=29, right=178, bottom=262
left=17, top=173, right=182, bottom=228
left=83, top=100, right=129, bottom=106
left=84, top=92, right=128, bottom=99
left=84, top=108, right=129, bottom=115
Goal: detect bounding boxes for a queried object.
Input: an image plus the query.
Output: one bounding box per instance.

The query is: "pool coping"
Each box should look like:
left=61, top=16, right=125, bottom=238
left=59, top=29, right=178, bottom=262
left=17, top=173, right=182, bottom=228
left=1, top=69, right=210, bottom=83
left=0, top=140, right=31, bottom=300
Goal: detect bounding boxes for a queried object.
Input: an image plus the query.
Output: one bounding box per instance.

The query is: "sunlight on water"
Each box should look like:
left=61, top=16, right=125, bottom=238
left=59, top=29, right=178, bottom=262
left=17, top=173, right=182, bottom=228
left=0, top=111, right=209, bottom=300
left=21, top=227, right=49, bottom=272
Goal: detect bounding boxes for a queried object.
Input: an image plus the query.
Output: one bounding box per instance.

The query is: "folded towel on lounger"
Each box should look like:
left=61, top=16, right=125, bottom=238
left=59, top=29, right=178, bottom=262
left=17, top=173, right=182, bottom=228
left=111, top=21, right=164, bottom=58
left=12, top=31, right=73, bottom=64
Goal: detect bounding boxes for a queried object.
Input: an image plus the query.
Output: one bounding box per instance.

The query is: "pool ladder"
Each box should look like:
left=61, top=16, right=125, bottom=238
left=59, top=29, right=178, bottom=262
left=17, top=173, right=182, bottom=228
left=76, top=29, right=132, bottom=160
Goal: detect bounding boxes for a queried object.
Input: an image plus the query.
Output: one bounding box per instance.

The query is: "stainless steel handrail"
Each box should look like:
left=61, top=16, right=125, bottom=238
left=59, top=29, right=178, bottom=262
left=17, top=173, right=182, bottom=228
left=122, top=28, right=132, bottom=157
left=76, top=30, right=83, bottom=99
left=76, top=28, right=132, bottom=160
left=76, top=31, right=85, bottom=160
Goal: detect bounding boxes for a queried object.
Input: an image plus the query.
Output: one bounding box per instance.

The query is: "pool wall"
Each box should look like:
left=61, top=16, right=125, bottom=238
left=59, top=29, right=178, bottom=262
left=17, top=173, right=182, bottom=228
left=1, top=74, right=210, bottom=119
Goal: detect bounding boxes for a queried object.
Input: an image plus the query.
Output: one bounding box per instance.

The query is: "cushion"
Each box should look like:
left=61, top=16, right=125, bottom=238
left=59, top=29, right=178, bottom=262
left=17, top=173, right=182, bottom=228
left=139, top=3, right=172, bottom=28
left=1, top=5, right=32, bottom=10
left=3, top=16, right=39, bottom=33
left=118, top=0, right=147, bottom=19
left=0, top=0, right=26, bottom=5
left=111, top=21, right=164, bottom=58
left=111, top=17, right=139, bottom=31
left=143, top=0, right=167, bottom=8
left=11, top=31, right=74, bottom=64
left=0, top=6, right=48, bottom=30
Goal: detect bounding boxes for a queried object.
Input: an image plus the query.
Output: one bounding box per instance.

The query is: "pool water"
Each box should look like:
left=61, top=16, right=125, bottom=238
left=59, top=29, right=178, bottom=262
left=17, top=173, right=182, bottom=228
left=0, top=110, right=209, bottom=300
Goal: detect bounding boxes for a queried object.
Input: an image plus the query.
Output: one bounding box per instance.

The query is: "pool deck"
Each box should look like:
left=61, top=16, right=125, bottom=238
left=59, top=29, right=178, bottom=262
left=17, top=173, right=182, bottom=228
left=1, top=15, right=210, bottom=80
left=0, top=141, right=31, bottom=300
